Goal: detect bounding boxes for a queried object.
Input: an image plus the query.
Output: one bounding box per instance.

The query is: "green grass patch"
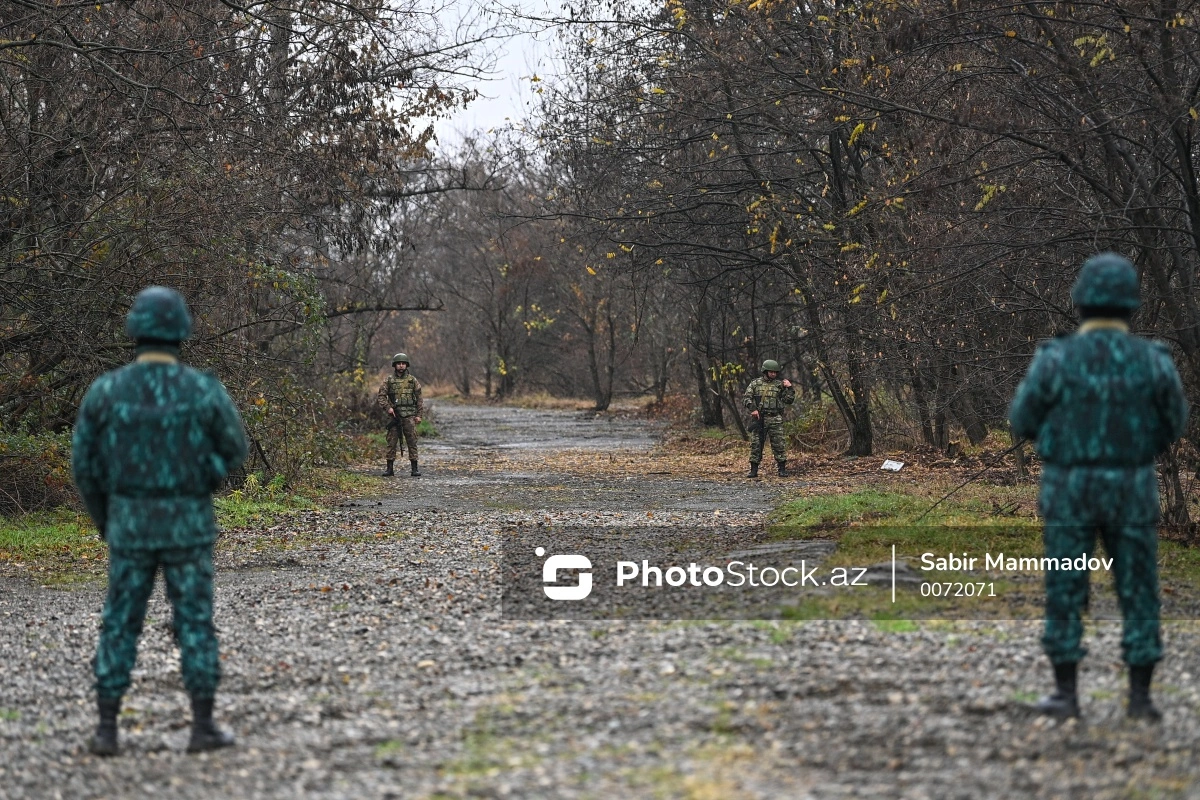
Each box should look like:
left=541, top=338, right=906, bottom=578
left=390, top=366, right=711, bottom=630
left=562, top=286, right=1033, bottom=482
left=771, top=488, right=1046, bottom=619
left=373, top=739, right=405, bottom=759
left=213, top=468, right=372, bottom=528
left=0, top=509, right=104, bottom=573
left=771, top=488, right=1041, bottom=569
left=0, top=467, right=371, bottom=579
left=872, top=617, right=919, bottom=633
left=214, top=495, right=311, bottom=529
left=770, top=486, right=1200, bottom=620
left=749, top=619, right=798, bottom=644
left=416, top=419, right=439, bottom=437
left=1160, top=540, right=1200, bottom=587
left=771, top=488, right=997, bottom=531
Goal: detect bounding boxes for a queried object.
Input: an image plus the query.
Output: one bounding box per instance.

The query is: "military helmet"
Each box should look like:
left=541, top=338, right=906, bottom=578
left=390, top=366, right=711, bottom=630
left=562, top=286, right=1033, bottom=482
left=761, top=359, right=781, bottom=373
left=1071, top=253, right=1140, bottom=310
left=125, top=286, right=192, bottom=342
left=392, top=352, right=410, bottom=365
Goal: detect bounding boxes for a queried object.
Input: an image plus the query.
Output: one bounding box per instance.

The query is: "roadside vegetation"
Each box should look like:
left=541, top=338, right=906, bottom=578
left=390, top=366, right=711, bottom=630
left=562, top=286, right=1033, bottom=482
left=0, top=467, right=379, bottom=584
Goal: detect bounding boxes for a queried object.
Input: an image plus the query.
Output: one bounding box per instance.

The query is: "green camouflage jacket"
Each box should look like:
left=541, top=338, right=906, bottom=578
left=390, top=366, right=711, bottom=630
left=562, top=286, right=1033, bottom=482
left=1009, top=322, right=1188, bottom=466
left=742, top=376, right=796, bottom=415
left=71, top=354, right=248, bottom=549
left=377, top=373, right=423, bottom=418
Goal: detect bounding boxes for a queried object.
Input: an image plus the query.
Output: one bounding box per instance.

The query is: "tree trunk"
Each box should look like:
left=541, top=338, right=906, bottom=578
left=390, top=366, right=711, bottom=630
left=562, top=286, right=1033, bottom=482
left=911, top=367, right=937, bottom=447
left=457, top=362, right=471, bottom=396
left=1160, top=444, right=1191, bottom=528
left=692, top=354, right=724, bottom=426
left=585, top=318, right=606, bottom=410
left=484, top=343, right=493, bottom=399
left=844, top=319, right=873, bottom=456
left=948, top=364, right=989, bottom=445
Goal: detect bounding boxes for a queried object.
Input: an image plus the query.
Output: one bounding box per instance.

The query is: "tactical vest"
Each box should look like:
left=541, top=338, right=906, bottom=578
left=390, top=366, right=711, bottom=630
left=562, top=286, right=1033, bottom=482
left=387, top=374, right=419, bottom=416
left=754, top=379, right=786, bottom=414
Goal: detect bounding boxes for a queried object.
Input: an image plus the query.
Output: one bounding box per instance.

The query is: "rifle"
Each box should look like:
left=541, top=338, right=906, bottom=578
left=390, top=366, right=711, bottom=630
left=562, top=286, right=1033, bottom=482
left=385, top=379, right=405, bottom=456
left=386, top=380, right=400, bottom=428
left=752, top=388, right=766, bottom=446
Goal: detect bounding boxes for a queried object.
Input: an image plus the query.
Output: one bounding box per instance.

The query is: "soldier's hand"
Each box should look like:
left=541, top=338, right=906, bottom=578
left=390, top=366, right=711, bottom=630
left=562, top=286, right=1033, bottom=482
left=415, top=417, right=422, bottom=424
left=751, top=410, right=760, bottom=419
left=782, top=379, right=792, bottom=388
left=387, top=407, right=396, bottom=417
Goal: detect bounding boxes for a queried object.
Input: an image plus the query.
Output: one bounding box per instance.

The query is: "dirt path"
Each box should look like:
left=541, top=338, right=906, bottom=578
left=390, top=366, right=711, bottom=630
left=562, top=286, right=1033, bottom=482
left=2, top=403, right=1200, bottom=799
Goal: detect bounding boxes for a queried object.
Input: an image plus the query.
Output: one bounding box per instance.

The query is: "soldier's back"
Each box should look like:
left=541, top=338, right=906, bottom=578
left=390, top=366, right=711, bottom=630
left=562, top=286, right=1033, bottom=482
left=1035, top=329, right=1180, bottom=467
left=89, top=362, right=228, bottom=495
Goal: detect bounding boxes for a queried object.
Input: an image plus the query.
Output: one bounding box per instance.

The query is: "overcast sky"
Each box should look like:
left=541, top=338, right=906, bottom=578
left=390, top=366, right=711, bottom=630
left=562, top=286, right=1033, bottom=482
left=429, top=0, right=562, bottom=153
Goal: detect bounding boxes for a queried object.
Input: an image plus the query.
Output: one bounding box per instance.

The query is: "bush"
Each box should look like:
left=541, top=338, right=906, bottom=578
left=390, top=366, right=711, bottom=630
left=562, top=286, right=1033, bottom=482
left=783, top=397, right=845, bottom=452
left=0, top=429, right=77, bottom=515
left=237, top=374, right=364, bottom=488
left=416, top=414, right=439, bottom=437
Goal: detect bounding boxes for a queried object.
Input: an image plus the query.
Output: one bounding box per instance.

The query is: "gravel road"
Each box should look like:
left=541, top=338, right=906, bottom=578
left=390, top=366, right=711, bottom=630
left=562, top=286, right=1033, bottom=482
left=2, top=403, right=1200, bottom=799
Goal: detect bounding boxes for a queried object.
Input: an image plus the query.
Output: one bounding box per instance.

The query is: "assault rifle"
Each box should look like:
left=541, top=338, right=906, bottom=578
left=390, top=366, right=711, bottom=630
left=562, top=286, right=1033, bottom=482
left=751, top=389, right=766, bottom=444
left=385, top=382, right=400, bottom=428
left=385, top=381, right=403, bottom=456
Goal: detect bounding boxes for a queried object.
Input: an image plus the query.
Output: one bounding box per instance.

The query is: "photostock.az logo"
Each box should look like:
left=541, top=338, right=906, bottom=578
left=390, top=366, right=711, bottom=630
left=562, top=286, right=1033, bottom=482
left=537, top=547, right=592, bottom=601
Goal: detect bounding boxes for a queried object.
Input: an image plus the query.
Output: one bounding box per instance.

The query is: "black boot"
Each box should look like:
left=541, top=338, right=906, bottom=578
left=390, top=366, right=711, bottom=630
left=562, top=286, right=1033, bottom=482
left=1128, top=663, right=1162, bottom=721
left=746, top=461, right=759, bottom=478
left=1035, top=661, right=1079, bottom=718
left=88, top=696, right=120, bottom=756
left=776, top=460, right=788, bottom=477
left=382, top=459, right=394, bottom=477
left=410, top=460, right=421, bottom=477
left=187, top=696, right=235, bottom=753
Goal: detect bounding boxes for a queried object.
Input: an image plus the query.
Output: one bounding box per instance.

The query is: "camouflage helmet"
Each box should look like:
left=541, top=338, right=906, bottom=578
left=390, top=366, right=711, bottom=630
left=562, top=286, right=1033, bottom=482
left=761, top=359, right=781, bottom=373
left=125, top=286, right=192, bottom=342
left=391, top=352, right=410, bottom=366
left=1071, top=253, right=1140, bottom=310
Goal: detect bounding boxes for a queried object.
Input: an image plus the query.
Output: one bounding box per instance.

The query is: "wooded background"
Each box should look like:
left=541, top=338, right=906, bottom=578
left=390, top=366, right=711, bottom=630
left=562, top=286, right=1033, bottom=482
left=3, top=1, right=1198, bottom=517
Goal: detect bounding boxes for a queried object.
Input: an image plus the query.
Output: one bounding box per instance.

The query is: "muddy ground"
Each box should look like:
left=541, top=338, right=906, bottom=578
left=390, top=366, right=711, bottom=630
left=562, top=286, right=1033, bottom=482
left=2, top=403, right=1200, bottom=799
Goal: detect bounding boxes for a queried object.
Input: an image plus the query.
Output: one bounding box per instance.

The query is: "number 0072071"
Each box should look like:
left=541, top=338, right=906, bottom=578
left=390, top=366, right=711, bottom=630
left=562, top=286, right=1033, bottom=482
left=919, top=582, right=995, bottom=598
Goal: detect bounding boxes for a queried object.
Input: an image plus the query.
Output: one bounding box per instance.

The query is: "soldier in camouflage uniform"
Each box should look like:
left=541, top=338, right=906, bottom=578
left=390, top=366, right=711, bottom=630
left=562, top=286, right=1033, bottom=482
left=742, top=359, right=796, bottom=477
left=376, top=352, right=424, bottom=477
left=1009, top=253, right=1188, bottom=720
left=73, top=286, right=248, bottom=755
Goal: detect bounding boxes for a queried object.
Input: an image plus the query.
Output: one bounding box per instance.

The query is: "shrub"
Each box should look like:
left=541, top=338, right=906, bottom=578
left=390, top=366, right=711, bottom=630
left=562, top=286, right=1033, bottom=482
left=0, top=429, right=77, bottom=515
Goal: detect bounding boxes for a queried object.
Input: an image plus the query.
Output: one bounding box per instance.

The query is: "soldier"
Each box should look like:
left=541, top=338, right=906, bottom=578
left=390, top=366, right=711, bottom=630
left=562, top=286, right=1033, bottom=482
left=376, top=352, right=424, bottom=477
left=742, top=359, right=796, bottom=477
left=72, top=286, right=248, bottom=755
left=1009, top=253, right=1188, bottom=720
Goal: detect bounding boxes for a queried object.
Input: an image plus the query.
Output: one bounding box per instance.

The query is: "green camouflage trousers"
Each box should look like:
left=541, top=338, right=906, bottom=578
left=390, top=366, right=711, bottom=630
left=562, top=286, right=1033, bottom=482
left=1040, top=465, right=1161, bottom=667
left=749, top=414, right=787, bottom=464
left=94, top=545, right=220, bottom=699
left=386, top=415, right=418, bottom=460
